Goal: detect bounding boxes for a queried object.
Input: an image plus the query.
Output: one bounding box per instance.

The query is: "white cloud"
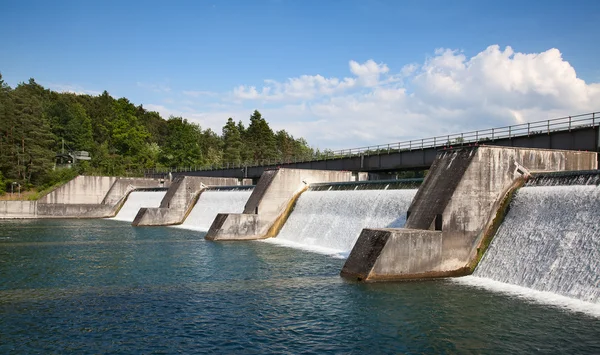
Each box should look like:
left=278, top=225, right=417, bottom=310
left=150, top=45, right=600, bottom=149
left=349, top=59, right=389, bottom=87
left=182, top=90, right=217, bottom=98
left=45, top=83, right=101, bottom=96
left=137, top=82, right=171, bottom=93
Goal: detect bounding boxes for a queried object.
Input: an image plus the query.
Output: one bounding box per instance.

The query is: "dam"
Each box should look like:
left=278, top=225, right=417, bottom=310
left=177, top=186, right=255, bottom=231
left=457, top=176, right=600, bottom=315
left=265, top=183, right=417, bottom=257
left=1, top=145, right=599, bottom=352
left=111, top=189, right=167, bottom=222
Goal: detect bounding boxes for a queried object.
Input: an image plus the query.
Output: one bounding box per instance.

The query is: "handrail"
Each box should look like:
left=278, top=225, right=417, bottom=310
left=140, top=111, right=599, bottom=175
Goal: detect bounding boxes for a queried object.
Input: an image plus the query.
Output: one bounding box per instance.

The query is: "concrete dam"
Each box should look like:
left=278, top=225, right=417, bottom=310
left=1, top=145, right=598, bottom=312
left=464, top=176, right=600, bottom=304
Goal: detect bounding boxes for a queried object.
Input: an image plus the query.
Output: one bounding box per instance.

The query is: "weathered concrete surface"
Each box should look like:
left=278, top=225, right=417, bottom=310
left=0, top=176, right=169, bottom=219
left=341, top=146, right=598, bottom=281
left=0, top=201, right=38, bottom=218
left=133, top=176, right=246, bottom=226
left=38, top=176, right=118, bottom=204
left=36, top=203, right=115, bottom=218
left=102, top=177, right=169, bottom=206
left=205, top=168, right=357, bottom=240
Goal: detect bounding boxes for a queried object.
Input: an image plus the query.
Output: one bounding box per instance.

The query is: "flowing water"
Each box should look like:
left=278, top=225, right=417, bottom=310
left=266, top=189, right=417, bottom=257
left=111, top=191, right=167, bottom=222
left=178, top=189, right=254, bottom=231
left=1, top=219, right=598, bottom=354
left=458, top=185, right=600, bottom=315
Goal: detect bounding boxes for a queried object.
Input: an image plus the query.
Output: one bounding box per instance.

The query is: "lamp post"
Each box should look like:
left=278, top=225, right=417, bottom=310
left=11, top=182, right=20, bottom=198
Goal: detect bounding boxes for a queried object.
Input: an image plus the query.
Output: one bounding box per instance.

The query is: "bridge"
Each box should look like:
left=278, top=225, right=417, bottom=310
left=146, top=112, right=600, bottom=180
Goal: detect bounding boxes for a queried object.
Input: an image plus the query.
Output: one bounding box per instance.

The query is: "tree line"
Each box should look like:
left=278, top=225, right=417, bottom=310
left=0, top=74, right=316, bottom=193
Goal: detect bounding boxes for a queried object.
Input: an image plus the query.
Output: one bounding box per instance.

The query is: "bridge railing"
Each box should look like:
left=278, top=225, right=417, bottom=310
left=142, top=111, right=598, bottom=175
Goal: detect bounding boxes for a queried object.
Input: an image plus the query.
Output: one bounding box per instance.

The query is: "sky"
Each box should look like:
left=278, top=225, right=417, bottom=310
left=2, top=0, right=600, bottom=150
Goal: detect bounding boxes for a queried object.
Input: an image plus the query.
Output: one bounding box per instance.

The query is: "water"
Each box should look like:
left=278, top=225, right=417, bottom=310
left=178, top=189, right=254, bottom=231
left=1, top=219, right=599, bottom=354
left=459, top=185, right=600, bottom=314
left=267, top=189, right=417, bottom=257
left=112, top=191, right=167, bottom=222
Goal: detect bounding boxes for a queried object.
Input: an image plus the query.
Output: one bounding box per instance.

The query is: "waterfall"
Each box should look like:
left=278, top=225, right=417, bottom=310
left=178, top=189, right=254, bottom=231
left=266, top=189, right=417, bottom=257
left=112, top=191, right=166, bottom=222
left=463, top=185, right=600, bottom=310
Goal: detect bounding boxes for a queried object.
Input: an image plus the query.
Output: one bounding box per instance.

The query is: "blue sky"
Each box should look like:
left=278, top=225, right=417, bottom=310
left=2, top=0, right=599, bottom=149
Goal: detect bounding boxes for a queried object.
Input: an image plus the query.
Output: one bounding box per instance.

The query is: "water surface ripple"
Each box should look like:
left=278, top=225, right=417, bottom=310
left=1, top=219, right=598, bottom=354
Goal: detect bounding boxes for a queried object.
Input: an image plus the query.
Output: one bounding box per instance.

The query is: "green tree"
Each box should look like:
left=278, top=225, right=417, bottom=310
left=200, top=128, right=223, bottom=167
left=160, top=116, right=203, bottom=167
left=222, top=117, right=243, bottom=165
left=293, top=137, right=314, bottom=161
left=275, top=129, right=294, bottom=162
left=111, top=98, right=150, bottom=158
left=11, top=79, right=55, bottom=185
left=0, top=73, right=15, bottom=181
left=0, top=171, right=6, bottom=195
left=246, top=110, right=276, bottom=163
left=47, top=94, right=94, bottom=152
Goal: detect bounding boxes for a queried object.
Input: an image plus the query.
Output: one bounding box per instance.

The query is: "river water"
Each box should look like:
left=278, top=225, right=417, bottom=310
left=1, top=219, right=599, bottom=354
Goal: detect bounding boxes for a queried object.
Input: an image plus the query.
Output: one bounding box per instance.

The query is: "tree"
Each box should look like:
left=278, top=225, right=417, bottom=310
left=246, top=110, right=277, bottom=163
left=111, top=98, right=150, bottom=158
left=222, top=117, right=243, bottom=165
left=0, top=73, right=15, bottom=181
left=0, top=171, right=6, bottom=195
left=47, top=94, right=94, bottom=152
left=160, top=116, right=203, bottom=167
left=11, top=79, right=55, bottom=185
left=293, top=137, right=314, bottom=161
left=0, top=74, right=319, bottom=186
left=200, top=128, right=223, bottom=167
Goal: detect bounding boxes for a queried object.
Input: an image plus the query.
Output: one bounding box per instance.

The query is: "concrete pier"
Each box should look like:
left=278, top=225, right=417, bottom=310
left=205, top=168, right=362, bottom=240
left=132, top=176, right=251, bottom=226
left=341, top=146, right=598, bottom=282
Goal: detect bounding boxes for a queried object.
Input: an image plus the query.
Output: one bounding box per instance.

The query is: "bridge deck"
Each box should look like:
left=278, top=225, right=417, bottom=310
left=146, top=112, right=599, bottom=179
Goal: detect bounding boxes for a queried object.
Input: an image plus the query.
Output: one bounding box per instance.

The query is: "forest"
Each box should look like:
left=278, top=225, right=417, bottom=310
left=0, top=74, right=316, bottom=195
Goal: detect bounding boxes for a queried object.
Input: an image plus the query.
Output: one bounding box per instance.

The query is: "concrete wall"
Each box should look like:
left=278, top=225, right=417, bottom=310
left=1, top=176, right=170, bottom=219
left=38, top=176, right=118, bottom=204
left=102, top=177, right=168, bottom=206
left=0, top=201, right=38, bottom=218
left=341, top=146, right=598, bottom=281
left=133, top=176, right=245, bottom=226
left=36, top=203, right=115, bottom=218
left=206, top=168, right=356, bottom=240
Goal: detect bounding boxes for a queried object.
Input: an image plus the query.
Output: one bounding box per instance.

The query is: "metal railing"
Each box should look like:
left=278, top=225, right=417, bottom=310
left=143, top=111, right=599, bottom=175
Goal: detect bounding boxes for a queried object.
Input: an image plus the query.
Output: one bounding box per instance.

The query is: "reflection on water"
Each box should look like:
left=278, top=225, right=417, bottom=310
left=0, top=219, right=598, bottom=354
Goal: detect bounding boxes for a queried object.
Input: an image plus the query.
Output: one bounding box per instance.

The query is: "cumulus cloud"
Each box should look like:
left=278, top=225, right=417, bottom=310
left=152, top=45, right=600, bottom=149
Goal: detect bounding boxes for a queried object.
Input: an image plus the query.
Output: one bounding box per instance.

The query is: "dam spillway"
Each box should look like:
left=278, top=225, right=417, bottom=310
left=178, top=188, right=254, bottom=232
left=112, top=190, right=167, bottom=222
left=461, top=184, right=600, bottom=312
left=266, top=188, right=417, bottom=257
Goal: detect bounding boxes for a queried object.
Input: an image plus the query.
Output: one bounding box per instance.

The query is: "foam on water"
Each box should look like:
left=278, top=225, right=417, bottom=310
left=112, top=191, right=166, bottom=222
left=463, top=185, right=600, bottom=313
left=456, top=276, right=600, bottom=317
left=177, top=189, right=253, bottom=232
left=264, top=189, right=417, bottom=257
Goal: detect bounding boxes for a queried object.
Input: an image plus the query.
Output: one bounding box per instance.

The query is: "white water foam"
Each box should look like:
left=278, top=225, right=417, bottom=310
left=112, top=191, right=166, bottom=222
left=456, top=276, right=600, bottom=318
left=177, top=189, right=253, bottom=232
left=464, top=185, right=600, bottom=315
left=264, top=189, right=417, bottom=257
